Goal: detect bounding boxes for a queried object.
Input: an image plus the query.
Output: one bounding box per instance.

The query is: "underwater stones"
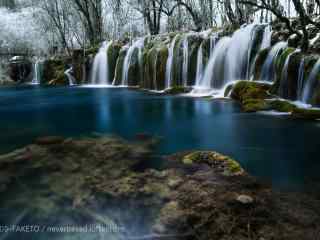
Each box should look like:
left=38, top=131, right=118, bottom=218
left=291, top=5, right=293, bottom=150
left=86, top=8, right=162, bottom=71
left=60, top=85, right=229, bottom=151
left=236, top=194, right=254, bottom=205
left=182, top=151, right=244, bottom=176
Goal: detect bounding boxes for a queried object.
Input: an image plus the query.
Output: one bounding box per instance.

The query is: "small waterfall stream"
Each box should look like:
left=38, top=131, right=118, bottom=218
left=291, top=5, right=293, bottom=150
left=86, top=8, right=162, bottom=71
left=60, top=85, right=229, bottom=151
left=279, top=50, right=300, bottom=98
left=165, top=35, right=180, bottom=89
left=90, top=41, right=112, bottom=85
left=195, top=43, right=204, bottom=87
left=302, top=58, right=320, bottom=103
left=121, top=38, right=145, bottom=86
left=182, top=35, right=189, bottom=87
left=65, top=67, right=76, bottom=86
left=297, top=58, right=305, bottom=101
left=31, top=60, right=41, bottom=85
left=191, top=24, right=261, bottom=95
left=260, top=42, right=287, bottom=82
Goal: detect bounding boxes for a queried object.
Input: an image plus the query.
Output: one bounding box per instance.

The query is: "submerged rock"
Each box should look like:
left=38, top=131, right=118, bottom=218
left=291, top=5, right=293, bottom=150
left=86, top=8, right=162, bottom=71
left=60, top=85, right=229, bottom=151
left=0, top=135, right=319, bottom=239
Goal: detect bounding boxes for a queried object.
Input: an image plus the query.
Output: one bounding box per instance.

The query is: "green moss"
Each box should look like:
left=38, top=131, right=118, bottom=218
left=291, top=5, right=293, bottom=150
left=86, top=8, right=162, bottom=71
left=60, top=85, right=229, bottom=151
left=231, top=81, right=271, bottom=102
left=268, top=100, right=297, bottom=112
left=242, top=99, right=270, bottom=112
left=164, top=86, right=189, bottom=94
left=107, top=42, right=122, bottom=82
left=182, top=151, right=244, bottom=176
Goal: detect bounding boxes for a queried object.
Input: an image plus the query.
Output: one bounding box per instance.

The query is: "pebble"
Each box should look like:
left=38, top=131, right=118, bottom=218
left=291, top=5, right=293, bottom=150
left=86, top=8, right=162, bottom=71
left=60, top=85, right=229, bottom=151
left=236, top=194, right=254, bottom=204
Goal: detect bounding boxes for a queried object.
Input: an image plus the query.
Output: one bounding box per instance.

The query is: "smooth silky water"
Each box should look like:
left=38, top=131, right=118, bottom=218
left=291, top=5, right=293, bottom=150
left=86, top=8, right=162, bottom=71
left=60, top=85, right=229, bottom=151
left=1, top=85, right=320, bottom=239
left=1, top=85, right=320, bottom=190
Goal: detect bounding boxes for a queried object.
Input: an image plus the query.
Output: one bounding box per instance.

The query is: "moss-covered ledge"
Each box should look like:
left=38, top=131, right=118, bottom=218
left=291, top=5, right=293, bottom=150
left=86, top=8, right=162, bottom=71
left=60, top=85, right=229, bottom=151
left=230, top=80, right=320, bottom=120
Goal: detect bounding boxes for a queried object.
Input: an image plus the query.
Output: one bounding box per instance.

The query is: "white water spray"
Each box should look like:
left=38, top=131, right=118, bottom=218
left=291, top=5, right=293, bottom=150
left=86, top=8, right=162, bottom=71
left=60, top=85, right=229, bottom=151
left=90, top=41, right=113, bottom=85
left=121, top=38, right=145, bottom=86
left=165, top=35, right=180, bottom=89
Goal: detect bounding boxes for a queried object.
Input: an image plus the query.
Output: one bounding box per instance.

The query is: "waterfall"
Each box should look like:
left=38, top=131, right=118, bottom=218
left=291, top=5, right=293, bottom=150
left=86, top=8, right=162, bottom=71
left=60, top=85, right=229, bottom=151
left=121, top=38, right=145, bottom=86
left=195, top=43, right=204, bottom=86
left=297, top=58, right=305, bottom=101
left=65, top=67, right=76, bottom=86
left=90, top=41, right=112, bottom=85
left=165, top=35, right=180, bottom=89
left=302, top=58, right=320, bottom=103
left=191, top=24, right=261, bottom=95
left=279, top=50, right=300, bottom=98
left=192, top=37, right=231, bottom=93
left=260, top=41, right=287, bottom=82
left=260, top=25, right=272, bottom=50
left=31, top=60, right=41, bottom=85
left=225, top=24, right=257, bottom=81
left=182, top=35, right=189, bottom=87
left=209, top=33, right=219, bottom=56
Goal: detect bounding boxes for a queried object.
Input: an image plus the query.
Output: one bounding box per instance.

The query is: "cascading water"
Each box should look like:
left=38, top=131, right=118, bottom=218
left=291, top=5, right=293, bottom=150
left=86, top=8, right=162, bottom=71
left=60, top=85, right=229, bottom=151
left=195, top=43, right=204, bottom=86
left=90, top=41, right=112, bottom=85
left=192, top=37, right=232, bottom=95
left=31, top=60, right=41, bottom=85
left=209, top=34, right=218, bottom=56
left=302, top=58, right=320, bottom=103
left=260, top=25, right=272, bottom=50
left=65, top=67, right=76, bottom=86
left=297, top=58, right=305, bottom=101
left=182, top=35, right=189, bottom=87
left=165, top=35, right=180, bottom=89
left=121, top=38, right=145, bottom=86
left=192, top=24, right=261, bottom=95
left=225, top=24, right=257, bottom=81
left=279, top=50, right=300, bottom=98
left=260, top=42, right=287, bottom=82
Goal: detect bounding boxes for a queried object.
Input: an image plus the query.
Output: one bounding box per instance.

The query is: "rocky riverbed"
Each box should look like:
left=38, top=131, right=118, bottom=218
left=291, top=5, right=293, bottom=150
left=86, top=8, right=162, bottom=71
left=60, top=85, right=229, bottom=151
left=0, top=135, right=319, bottom=240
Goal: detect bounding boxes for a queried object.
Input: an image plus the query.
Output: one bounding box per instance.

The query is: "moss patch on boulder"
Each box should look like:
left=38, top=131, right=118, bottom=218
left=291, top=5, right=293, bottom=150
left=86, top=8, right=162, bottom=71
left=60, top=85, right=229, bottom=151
left=182, top=151, right=244, bottom=176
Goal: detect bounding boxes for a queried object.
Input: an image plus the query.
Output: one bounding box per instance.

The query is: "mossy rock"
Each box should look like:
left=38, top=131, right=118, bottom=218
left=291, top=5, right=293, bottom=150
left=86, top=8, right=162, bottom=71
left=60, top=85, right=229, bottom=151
left=113, top=48, right=128, bottom=85
left=230, top=81, right=271, bottom=102
left=164, top=86, right=190, bottom=95
left=242, top=98, right=271, bottom=112
left=268, top=100, right=297, bottom=112
left=183, top=151, right=244, bottom=176
left=107, top=41, right=122, bottom=83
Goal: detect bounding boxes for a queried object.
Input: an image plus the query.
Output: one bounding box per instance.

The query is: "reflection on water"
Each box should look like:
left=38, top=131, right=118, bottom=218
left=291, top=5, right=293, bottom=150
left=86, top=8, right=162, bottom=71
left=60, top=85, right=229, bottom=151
left=0, top=86, right=320, bottom=190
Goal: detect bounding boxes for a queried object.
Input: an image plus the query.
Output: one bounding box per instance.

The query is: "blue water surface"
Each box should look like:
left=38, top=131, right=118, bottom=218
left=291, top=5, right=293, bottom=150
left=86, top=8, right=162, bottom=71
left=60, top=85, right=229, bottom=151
left=0, top=85, right=319, bottom=190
